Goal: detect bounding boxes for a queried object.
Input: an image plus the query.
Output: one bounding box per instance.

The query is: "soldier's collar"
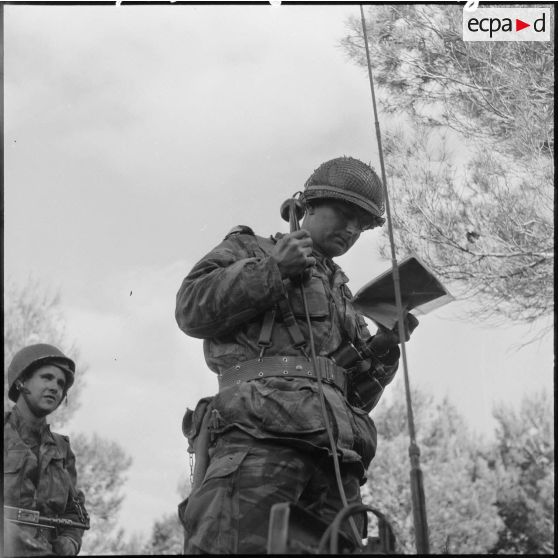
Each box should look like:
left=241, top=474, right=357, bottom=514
left=313, top=251, right=337, bottom=271
left=11, top=405, right=48, bottom=434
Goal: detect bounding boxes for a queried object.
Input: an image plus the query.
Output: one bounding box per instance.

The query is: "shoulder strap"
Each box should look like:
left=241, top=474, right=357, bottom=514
left=259, top=236, right=310, bottom=356
left=228, top=232, right=310, bottom=358
left=257, top=307, right=277, bottom=360
left=51, top=431, right=69, bottom=450
left=276, top=297, right=309, bottom=357
left=254, top=235, right=309, bottom=357
left=226, top=230, right=266, bottom=261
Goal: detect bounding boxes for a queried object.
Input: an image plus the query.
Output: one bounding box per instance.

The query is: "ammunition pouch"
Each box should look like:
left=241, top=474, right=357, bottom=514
left=182, top=396, right=218, bottom=494
left=329, top=342, right=363, bottom=369
left=347, top=370, right=384, bottom=413
left=330, top=339, right=395, bottom=413
left=182, top=396, right=214, bottom=446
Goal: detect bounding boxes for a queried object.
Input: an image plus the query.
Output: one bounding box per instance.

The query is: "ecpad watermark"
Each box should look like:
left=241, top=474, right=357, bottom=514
left=463, top=7, right=551, bottom=41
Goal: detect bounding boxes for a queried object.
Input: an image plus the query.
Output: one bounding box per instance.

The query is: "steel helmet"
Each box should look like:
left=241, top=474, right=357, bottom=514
left=300, top=156, right=386, bottom=227
left=7, top=343, right=76, bottom=402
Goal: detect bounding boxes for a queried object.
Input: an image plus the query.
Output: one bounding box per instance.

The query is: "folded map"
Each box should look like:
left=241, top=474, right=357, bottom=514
left=352, top=255, right=454, bottom=329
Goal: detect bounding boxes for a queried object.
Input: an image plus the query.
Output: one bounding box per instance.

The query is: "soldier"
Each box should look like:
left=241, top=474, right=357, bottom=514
left=175, top=156, right=418, bottom=554
left=4, top=344, right=89, bottom=557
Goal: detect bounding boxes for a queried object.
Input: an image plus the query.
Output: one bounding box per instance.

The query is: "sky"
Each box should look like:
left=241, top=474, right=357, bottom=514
left=3, top=0, right=554, bottom=545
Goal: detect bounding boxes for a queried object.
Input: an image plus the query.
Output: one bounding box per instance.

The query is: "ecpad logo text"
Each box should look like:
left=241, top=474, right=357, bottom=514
left=463, top=8, right=551, bottom=42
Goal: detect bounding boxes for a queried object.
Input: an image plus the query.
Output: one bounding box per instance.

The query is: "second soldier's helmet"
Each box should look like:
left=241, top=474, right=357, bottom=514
left=300, top=156, right=385, bottom=228
left=7, top=343, right=76, bottom=402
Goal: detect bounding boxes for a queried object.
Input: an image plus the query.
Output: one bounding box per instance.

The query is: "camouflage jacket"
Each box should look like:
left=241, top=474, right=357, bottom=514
left=4, top=407, right=88, bottom=553
left=176, top=227, right=400, bottom=475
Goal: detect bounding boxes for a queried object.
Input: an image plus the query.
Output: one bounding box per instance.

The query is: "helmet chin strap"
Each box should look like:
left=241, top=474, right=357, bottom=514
left=16, top=380, right=31, bottom=396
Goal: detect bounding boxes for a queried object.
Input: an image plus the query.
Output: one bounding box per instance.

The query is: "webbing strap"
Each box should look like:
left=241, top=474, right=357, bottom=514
left=257, top=307, right=277, bottom=359
left=248, top=233, right=308, bottom=357
left=277, top=297, right=308, bottom=356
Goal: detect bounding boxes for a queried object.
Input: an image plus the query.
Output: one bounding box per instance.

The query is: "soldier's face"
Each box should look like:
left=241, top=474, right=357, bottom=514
left=20, top=365, right=67, bottom=416
left=304, top=201, right=366, bottom=258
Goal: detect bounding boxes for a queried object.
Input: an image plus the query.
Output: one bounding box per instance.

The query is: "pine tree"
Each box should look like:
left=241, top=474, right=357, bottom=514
left=341, top=4, right=553, bottom=335
left=489, top=391, right=554, bottom=554
left=364, top=381, right=503, bottom=553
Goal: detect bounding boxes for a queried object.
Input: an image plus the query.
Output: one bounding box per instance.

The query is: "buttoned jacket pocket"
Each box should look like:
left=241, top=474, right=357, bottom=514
left=204, top=450, right=249, bottom=482
left=256, top=379, right=326, bottom=436
left=287, top=276, right=329, bottom=319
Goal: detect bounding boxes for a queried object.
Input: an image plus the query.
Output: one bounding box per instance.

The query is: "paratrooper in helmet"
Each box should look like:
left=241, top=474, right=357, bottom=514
left=175, top=156, right=418, bottom=553
left=4, top=344, right=89, bottom=557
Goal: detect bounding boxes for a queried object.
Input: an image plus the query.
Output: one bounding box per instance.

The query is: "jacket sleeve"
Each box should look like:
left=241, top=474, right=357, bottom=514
left=349, top=312, right=401, bottom=412
left=175, top=235, right=288, bottom=339
left=371, top=346, right=400, bottom=388
left=58, top=439, right=88, bottom=551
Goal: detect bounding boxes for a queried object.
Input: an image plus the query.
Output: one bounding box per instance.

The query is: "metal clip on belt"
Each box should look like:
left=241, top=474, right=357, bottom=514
left=218, top=356, right=347, bottom=394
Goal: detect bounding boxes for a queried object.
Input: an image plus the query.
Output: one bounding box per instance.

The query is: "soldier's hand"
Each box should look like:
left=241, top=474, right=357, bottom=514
left=369, top=312, right=419, bottom=356
left=270, top=230, right=316, bottom=278
left=52, top=536, right=79, bottom=556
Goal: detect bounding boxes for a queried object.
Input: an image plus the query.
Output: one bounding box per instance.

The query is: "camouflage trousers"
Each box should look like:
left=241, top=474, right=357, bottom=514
left=179, top=431, right=365, bottom=554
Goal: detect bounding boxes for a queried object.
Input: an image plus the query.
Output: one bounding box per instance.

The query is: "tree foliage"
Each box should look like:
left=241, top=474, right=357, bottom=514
left=141, top=513, right=184, bottom=555
left=489, top=391, right=554, bottom=554
left=141, top=474, right=191, bottom=555
left=364, top=382, right=503, bottom=553
left=341, top=4, right=553, bottom=332
left=72, top=433, right=133, bottom=555
left=381, top=126, right=552, bottom=329
left=343, top=4, right=553, bottom=158
left=363, top=381, right=553, bottom=554
left=4, top=277, right=86, bottom=428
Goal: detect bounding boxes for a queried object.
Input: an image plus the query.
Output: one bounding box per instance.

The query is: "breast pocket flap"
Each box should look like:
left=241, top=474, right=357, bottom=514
left=4, top=450, right=27, bottom=473
left=204, top=449, right=249, bottom=481
left=288, top=277, right=329, bottom=318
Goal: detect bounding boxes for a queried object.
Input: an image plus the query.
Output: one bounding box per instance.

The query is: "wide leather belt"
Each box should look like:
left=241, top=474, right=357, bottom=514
left=218, top=355, right=347, bottom=393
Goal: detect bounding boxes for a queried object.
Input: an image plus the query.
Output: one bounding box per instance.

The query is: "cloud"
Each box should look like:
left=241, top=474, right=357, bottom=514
left=62, top=258, right=216, bottom=533
left=65, top=258, right=213, bottom=388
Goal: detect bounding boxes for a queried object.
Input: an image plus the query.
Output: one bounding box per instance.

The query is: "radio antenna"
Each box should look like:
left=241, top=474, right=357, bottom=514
left=359, top=5, right=430, bottom=554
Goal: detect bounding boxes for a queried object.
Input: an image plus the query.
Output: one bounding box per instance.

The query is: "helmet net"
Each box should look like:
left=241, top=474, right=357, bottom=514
left=301, top=156, right=385, bottom=226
